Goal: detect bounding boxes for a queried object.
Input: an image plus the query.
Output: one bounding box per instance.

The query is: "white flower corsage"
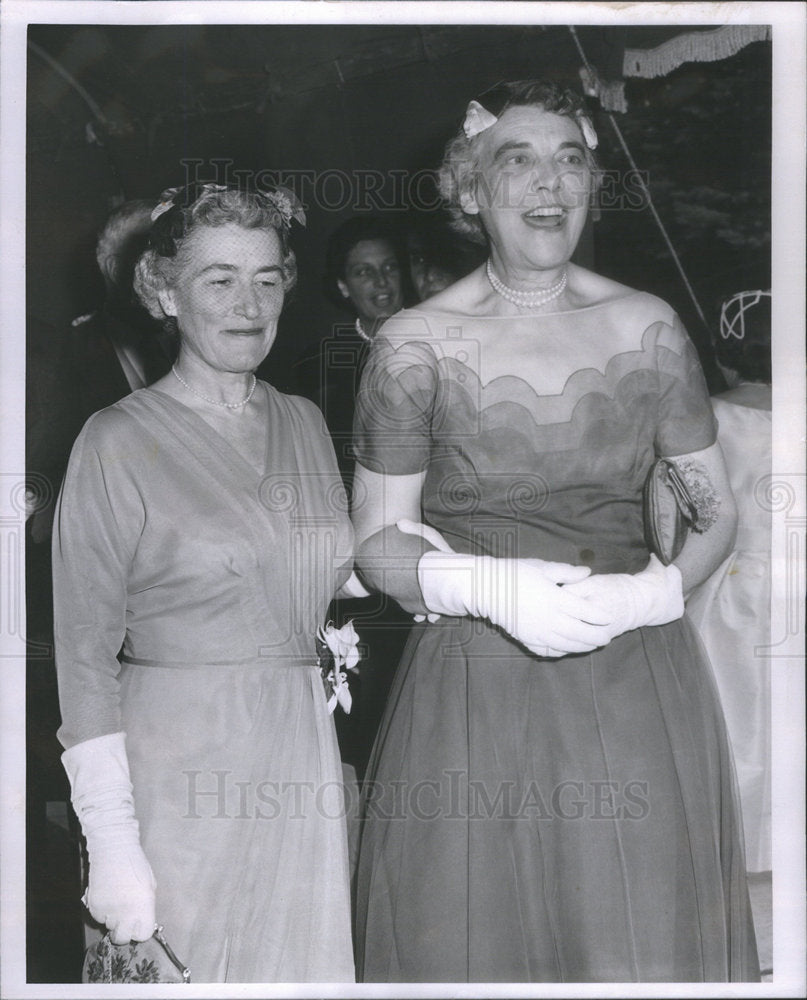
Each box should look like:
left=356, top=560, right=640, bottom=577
left=317, top=621, right=360, bottom=714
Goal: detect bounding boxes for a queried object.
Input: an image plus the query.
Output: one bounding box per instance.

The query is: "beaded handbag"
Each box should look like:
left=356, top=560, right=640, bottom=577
left=82, top=925, right=191, bottom=984
left=643, top=458, right=699, bottom=565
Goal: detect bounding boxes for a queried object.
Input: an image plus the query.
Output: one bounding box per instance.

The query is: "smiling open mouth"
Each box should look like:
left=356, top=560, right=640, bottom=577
left=522, top=206, right=566, bottom=228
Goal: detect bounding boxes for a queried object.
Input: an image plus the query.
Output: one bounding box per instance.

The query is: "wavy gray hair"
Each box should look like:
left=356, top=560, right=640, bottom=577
left=133, top=186, right=298, bottom=320
left=438, top=80, right=600, bottom=245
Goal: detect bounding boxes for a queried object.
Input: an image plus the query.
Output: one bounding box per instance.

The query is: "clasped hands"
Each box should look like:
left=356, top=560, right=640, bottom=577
left=398, top=520, right=683, bottom=657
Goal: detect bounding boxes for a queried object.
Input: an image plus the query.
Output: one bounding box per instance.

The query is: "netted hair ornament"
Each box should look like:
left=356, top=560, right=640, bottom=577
left=148, top=182, right=306, bottom=258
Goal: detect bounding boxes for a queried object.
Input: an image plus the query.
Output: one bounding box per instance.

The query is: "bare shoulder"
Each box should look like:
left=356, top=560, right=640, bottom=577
left=378, top=267, right=489, bottom=341
left=378, top=282, right=481, bottom=344
left=568, top=266, right=678, bottom=328
left=416, top=265, right=488, bottom=315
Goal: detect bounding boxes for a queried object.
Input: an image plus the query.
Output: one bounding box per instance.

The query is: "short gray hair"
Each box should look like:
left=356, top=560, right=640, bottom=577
left=437, top=80, right=599, bottom=245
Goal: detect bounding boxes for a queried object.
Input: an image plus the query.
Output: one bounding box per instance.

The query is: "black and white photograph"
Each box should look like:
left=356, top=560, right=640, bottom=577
left=1, top=1, right=804, bottom=996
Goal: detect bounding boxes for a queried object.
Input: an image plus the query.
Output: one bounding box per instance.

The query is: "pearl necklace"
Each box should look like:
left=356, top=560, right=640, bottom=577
left=354, top=317, right=371, bottom=343
left=486, top=260, right=567, bottom=309
left=171, top=365, right=257, bottom=409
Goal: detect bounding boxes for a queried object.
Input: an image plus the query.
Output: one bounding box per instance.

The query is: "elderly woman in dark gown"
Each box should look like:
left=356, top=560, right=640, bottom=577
left=351, top=81, right=759, bottom=983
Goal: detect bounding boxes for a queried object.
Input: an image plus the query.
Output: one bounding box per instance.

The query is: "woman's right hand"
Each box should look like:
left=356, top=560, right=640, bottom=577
left=417, top=552, right=615, bottom=657
left=85, top=841, right=156, bottom=944
left=61, top=733, right=156, bottom=944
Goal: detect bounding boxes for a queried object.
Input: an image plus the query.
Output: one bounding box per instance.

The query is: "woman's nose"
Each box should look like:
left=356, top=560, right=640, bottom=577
left=529, top=160, right=561, bottom=193
left=373, top=269, right=391, bottom=289
left=234, top=285, right=260, bottom=318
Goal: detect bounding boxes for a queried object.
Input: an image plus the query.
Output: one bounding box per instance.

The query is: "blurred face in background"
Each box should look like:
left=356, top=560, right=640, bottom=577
left=408, top=238, right=459, bottom=302
left=337, top=238, right=403, bottom=323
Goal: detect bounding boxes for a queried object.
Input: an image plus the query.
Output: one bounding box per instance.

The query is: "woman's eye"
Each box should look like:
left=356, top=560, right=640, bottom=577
left=560, top=153, right=584, bottom=166
left=504, top=153, right=529, bottom=167
left=210, top=278, right=232, bottom=286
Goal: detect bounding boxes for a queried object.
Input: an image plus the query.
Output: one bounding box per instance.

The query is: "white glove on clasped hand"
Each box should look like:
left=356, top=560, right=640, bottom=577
left=563, top=554, right=684, bottom=640
left=62, top=732, right=156, bottom=944
left=417, top=551, right=615, bottom=657
left=396, top=518, right=456, bottom=623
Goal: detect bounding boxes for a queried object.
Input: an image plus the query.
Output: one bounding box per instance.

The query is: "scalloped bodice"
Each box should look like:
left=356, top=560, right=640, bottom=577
left=354, top=294, right=717, bottom=574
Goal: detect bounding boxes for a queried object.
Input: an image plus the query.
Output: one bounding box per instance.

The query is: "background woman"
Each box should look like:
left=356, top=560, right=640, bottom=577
left=351, top=81, right=758, bottom=982
left=291, top=215, right=407, bottom=477
left=291, top=216, right=410, bottom=782
left=406, top=210, right=485, bottom=303
left=53, top=184, right=357, bottom=982
left=688, top=289, right=773, bottom=877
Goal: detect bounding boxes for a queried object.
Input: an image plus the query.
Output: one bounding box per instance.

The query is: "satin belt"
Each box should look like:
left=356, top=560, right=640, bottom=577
left=120, top=653, right=317, bottom=669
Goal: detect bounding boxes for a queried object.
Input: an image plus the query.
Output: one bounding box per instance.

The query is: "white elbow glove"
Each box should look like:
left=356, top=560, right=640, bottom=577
left=564, top=554, right=684, bottom=640
left=396, top=519, right=454, bottom=623
left=417, top=551, right=615, bottom=657
left=62, top=732, right=156, bottom=944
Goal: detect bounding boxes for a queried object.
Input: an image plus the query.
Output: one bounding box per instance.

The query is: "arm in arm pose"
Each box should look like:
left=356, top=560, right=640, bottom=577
left=351, top=462, right=615, bottom=658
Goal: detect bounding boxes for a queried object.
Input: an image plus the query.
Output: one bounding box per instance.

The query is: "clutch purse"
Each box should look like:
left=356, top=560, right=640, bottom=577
left=643, top=458, right=699, bottom=565
left=82, top=925, right=191, bottom=984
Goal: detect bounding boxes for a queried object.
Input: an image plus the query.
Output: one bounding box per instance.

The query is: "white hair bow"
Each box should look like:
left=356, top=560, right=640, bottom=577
left=462, top=100, right=499, bottom=139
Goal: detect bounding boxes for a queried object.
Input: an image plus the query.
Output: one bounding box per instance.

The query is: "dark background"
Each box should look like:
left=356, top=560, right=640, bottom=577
left=24, top=22, right=772, bottom=982
left=27, top=23, right=771, bottom=387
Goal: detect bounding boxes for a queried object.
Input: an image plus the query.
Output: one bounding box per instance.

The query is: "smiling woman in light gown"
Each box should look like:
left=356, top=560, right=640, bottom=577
left=53, top=184, right=359, bottom=983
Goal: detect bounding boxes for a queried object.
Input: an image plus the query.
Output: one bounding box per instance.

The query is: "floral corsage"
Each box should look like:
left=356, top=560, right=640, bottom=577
left=317, top=621, right=360, bottom=714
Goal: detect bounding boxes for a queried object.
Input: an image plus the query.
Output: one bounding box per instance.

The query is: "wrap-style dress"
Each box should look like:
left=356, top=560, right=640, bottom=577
left=53, top=382, right=355, bottom=982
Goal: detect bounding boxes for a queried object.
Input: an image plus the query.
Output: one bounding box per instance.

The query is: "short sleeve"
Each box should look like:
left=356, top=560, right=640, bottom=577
left=653, top=313, right=718, bottom=457
left=353, top=334, right=439, bottom=475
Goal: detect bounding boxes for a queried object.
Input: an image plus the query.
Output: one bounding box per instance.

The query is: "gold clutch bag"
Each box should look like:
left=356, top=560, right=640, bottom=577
left=82, top=925, right=191, bottom=984
left=643, top=458, right=699, bottom=565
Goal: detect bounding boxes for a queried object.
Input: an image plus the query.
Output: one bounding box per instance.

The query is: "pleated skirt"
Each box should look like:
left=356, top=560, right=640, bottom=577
left=120, top=660, right=355, bottom=983
left=354, top=616, right=759, bottom=983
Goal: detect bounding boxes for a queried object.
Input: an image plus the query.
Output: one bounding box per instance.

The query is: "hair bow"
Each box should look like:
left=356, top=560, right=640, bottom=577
left=576, top=114, right=598, bottom=150
left=462, top=100, right=499, bottom=140
left=463, top=98, right=598, bottom=151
